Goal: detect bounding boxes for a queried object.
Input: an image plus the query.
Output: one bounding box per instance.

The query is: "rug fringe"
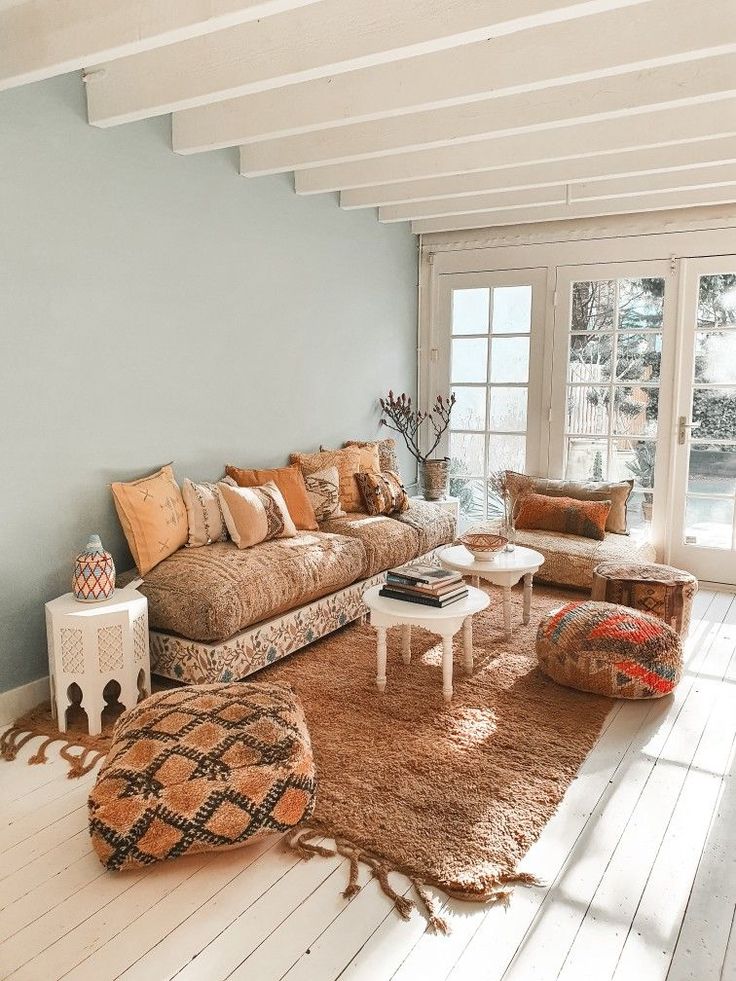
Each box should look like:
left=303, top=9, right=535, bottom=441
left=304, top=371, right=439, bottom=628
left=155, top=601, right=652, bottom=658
left=1, top=721, right=109, bottom=779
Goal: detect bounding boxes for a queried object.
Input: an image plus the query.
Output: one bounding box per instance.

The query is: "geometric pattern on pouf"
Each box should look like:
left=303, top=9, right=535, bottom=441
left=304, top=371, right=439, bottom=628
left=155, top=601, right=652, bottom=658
left=88, top=682, right=316, bottom=871
left=536, top=600, right=683, bottom=699
left=591, top=561, right=698, bottom=637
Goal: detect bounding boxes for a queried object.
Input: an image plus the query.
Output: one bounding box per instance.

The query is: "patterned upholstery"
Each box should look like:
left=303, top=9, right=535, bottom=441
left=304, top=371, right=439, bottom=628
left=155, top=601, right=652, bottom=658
left=591, top=561, right=698, bottom=637
left=394, top=498, right=457, bottom=553
left=319, top=512, right=420, bottom=577
left=536, top=600, right=682, bottom=699
left=88, top=683, right=315, bottom=871
left=514, top=528, right=656, bottom=591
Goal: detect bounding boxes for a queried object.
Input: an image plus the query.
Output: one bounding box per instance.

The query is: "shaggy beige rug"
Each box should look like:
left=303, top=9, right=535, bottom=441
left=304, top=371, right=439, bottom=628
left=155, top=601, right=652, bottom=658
left=266, top=582, right=611, bottom=930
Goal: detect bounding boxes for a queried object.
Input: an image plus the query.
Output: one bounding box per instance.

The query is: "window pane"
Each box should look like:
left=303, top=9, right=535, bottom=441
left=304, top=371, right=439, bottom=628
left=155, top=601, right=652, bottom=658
left=489, top=387, right=528, bottom=432
left=565, top=438, right=608, bottom=481
left=572, top=280, right=615, bottom=331
left=488, top=433, right=526, bottom=473
left=694, top=332, right=736, bottom=384
left=626, top=490, right=652, bottom=531
left=490, top=336, right=529, bottom=383
left=451, top=386, right=486, bottom=430
left=688, top=443, right=736, bottom=494
left=451, top=338, right=487, bottom=383
left=491, top=286, right=532, bottom=334
left=610, top=438, right=656, bottom=490
left=697, top=274, right=736, bottom=330
left=692, top=388, right=736, bottom=438
left=449, top=432, right=485, bottom=477
left=566, top=385, right=609, bottom=435
left=618, top=278, right=664, bottom=330
left=612, top=386, right=658, bottom=437
left=449, top=475, right=486, bottom=523
left=452, top=289, right=489, bottom=334
left=615, top=333, right=662, bottom=382
left=685, top=496, right=734, bottom=549
left=569, top=334, right=612, bottom=383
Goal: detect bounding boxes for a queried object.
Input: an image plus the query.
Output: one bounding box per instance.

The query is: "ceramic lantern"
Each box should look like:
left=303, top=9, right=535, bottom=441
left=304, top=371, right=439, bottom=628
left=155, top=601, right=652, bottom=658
left=73, top=534, right=116, bottom=603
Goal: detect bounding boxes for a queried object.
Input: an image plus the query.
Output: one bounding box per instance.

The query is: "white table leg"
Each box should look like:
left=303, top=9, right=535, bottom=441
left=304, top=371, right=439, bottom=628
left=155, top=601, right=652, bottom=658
left=523, top=573, right=534, bottom=626
left=473, top=575, right=481, bottom=589
left=441, top=634, right=454, bottom=702
left=463, top=617, right=474, bottom=674
left=503, top=587, right=512, bottom=641
left=401, top=624, right=412, bottom=664
left=376, top=626, right=388, bottom=692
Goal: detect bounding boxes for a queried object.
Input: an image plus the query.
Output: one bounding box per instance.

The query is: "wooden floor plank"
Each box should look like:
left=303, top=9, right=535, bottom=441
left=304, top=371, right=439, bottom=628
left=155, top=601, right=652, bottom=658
left=0, top=829, right=94, bottom=910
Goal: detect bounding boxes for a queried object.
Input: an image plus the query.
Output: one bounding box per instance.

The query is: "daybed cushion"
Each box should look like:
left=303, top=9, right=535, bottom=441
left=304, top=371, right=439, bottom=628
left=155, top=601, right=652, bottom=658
left=138, top=532, right=366, bottom=643
left=393, top=498, right=457, bottom=553
left=514, top=528, right=656, bottom=591
left=319, top=512, right=420, bottom=577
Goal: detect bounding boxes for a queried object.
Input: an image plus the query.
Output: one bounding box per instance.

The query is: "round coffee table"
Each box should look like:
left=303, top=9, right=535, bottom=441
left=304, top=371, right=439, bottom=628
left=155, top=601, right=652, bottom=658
left=438, top=545, right=545, bottom=642
left=363, top=584, right=490, bottom=702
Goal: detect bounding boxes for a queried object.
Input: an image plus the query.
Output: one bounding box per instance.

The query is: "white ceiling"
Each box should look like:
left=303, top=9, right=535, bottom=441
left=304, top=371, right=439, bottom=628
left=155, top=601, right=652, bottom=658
left=3, top=0, right=736, bottom=234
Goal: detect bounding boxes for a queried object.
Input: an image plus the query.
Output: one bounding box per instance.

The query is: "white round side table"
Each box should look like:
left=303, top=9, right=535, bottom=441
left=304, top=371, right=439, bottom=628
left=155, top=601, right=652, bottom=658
left=438, top=545, right=545, bottom=642
left=363, top=584, right=490, bottom=702
left=45, top=588, right=150, bottom=735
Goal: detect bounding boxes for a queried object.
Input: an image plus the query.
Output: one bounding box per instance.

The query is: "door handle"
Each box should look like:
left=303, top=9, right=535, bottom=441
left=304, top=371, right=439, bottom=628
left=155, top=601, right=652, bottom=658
left=678, top=416, right=702, bottom=445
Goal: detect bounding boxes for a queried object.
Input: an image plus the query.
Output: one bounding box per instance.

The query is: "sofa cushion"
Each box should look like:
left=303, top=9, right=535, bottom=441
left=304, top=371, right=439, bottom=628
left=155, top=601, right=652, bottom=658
left=319, top=512, right=420, bottom=577
left=88, top=683, right=316, bottom=870
left=394, top=498, right=457, bottom=553
left=139, top=532, right=367, bottom=643
left=505, top=470, right=633, bottom=535
left=514, top=528, right=656, bottom=591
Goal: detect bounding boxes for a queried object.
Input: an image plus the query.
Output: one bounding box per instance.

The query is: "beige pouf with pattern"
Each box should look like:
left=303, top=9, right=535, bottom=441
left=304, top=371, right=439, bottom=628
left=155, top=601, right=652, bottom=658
left=591, top=561, right=698, bottom=637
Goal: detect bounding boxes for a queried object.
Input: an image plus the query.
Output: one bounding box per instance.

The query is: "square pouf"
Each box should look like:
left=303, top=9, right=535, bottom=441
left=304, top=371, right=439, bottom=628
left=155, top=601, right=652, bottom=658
left=88, top=683, right=316, bottom=871
left=591, top=561, right=698, bottom=637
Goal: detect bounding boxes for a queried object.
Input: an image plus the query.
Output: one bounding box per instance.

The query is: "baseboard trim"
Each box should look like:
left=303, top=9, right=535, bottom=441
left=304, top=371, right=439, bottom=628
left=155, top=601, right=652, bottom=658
left=0, top=676, right=49, bottom=726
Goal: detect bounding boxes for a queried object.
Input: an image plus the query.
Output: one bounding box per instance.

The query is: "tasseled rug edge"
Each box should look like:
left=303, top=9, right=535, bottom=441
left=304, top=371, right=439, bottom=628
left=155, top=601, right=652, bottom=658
left=285, top=823, right=544, bottom=935
left=1, top=710, right=110, bottom=779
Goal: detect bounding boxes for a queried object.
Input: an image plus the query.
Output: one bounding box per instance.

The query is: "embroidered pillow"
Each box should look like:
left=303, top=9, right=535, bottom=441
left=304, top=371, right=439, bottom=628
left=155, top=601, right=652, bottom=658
left=216, top=481, right=297, bottom=549
left=290, top=446, right=364, bottom=512
left=344, top=438, right=399, bottom=474
left=505, top=471, right=632, bottom=535
left=355, top=470, right=409, bottom=516
left=111, top=464, right=188, bottom=575
left=515, top=492, right=612, bottom=542
left=181, top=479, right=228, bottom=547
left=303, top=466, right=345, bottom=522
left=224, top=464, right=318, bottom=531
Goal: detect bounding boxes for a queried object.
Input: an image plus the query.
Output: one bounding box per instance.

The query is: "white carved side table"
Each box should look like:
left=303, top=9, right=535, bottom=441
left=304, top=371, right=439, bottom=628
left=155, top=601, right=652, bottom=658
left=45, top=588, right=150, bottom=735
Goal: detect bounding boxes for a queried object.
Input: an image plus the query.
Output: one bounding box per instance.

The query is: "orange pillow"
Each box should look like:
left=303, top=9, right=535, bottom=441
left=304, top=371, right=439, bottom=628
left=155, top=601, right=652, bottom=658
left=224, top=464, right=318, bottom=531
left=111, top=464, right=188, bottom=575
left=515, top=493, right=611, bottom=542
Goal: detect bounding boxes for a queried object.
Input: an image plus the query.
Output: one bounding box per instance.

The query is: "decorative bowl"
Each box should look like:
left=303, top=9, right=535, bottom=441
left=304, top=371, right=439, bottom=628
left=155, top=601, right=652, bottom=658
left=458, top=531, right=508, bottom=562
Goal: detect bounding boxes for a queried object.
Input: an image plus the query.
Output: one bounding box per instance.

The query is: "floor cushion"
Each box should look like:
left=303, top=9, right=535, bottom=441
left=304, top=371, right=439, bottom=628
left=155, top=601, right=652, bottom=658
left=137, top=532, right=367, bottom=642
left=394, top=498, right=457, bottom=553
left=514, top=528, right=657, bottom=591
left=319, top=512, right=420, bottom=577
left=591, top=561, right=698, bottom=636
left=536, top=600, right=683, bottom=699
left=88, top=683, right=316, bottom=871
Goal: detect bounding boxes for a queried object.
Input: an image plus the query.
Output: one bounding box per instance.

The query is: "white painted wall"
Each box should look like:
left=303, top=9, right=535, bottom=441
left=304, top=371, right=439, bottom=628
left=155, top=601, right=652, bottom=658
left=0, top=73, right=418, bottom=694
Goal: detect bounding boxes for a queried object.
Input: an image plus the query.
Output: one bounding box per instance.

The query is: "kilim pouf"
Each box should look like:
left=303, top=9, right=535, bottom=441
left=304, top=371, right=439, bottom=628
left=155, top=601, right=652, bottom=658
left=536, top=600, right=683, bottom=699
left=591, top=561, right=698, bottom=637
left=88, top=682, right=316, bottom=871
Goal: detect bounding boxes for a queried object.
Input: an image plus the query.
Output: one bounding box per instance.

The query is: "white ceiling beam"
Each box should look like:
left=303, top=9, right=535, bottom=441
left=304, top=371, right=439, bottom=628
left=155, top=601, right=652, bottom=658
left=85, top=0, right=650, bottom=127
left=293, top=100, right=736, bottom=194
left=340, top=137, right=736, bottom=208
left=239, top=54, right=736, bottom=175
left=379, top=164, right=736, bottom=221
left=173, top=0, right=735, bottom=153
left=410, top=185, right=736, bottom=234
left=0, top=0, right=320, bottom=92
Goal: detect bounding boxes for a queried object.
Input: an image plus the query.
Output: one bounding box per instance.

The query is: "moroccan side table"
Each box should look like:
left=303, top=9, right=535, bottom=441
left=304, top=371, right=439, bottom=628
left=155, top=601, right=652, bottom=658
left=591, top=561, right=698, bottom=637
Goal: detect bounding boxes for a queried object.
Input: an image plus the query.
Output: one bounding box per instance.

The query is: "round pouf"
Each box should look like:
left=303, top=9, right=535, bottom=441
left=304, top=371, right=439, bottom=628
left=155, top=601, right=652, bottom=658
left=536, top=600, right=682, bottom=699
left=591, top=561, right=697, bottom=637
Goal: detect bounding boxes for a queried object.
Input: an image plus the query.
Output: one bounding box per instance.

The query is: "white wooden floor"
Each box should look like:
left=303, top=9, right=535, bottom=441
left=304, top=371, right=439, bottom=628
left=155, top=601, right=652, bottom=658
left=1, top=586, right=735, bottom=981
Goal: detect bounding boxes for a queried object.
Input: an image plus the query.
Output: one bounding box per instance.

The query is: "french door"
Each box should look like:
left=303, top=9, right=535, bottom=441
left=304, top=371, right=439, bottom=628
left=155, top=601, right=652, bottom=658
left=437, top=268, right=547, bottom=525
left=668, top=258, right=736, bottom=584
left=550, top=260, right=677, bottom=545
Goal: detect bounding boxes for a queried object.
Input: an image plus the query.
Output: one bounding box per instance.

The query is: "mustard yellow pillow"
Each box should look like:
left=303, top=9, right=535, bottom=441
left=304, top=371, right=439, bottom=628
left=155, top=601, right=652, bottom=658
left=111, top=464, right=188, bottom=575
left=216, top=481, right=297, bottom=549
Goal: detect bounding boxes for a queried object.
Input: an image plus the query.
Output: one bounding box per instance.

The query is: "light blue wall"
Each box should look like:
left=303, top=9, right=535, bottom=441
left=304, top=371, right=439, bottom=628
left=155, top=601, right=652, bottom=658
left=0, top=73, right=418, bottom=694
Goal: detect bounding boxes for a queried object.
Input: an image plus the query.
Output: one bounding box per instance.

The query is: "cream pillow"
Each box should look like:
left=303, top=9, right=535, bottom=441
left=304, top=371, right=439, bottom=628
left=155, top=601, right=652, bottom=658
left=181, top=479, right=228, bottom=547
left=303, top=466, right=345, bottom=522
left=216, top=480, right=297, bottom=549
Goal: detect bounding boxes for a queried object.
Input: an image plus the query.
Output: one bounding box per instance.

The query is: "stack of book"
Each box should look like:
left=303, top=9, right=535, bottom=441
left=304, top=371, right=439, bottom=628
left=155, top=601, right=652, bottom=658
left=379, top=562, right=468, bottom=608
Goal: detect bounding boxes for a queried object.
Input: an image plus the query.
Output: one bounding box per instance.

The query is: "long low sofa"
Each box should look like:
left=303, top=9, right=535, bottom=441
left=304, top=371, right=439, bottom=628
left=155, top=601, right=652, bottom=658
left=136, top=499, right=455, bottom=685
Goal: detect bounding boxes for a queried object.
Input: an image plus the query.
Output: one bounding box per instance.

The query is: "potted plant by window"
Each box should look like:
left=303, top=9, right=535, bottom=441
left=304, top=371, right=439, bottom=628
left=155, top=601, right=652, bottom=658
left=625, top=441, right=655, bottom=522
left=379, top=391, right=456, bottom=500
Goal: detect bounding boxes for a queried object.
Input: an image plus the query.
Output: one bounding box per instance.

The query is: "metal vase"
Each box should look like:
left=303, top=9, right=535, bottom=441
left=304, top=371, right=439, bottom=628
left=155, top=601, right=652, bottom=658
left=420, top=459, right=450, bottom=501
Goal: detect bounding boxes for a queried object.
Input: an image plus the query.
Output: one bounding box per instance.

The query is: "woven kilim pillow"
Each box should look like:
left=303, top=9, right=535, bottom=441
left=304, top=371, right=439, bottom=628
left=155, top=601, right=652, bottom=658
left=88, top=683, right=316, bottom=871
left=536, top=600, right=682, bottom=699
